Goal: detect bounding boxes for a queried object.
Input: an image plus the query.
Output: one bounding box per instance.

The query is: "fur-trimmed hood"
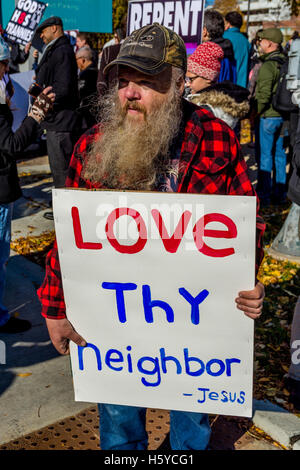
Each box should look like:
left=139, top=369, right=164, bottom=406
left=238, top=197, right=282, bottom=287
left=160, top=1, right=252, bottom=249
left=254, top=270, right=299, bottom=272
left=186, top=81, right=250, bottom=129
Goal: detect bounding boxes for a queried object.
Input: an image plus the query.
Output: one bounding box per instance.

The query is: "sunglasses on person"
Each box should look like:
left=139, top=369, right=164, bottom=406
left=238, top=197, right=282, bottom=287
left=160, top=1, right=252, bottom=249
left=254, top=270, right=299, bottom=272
left=185, top=75, right=199, bottom=84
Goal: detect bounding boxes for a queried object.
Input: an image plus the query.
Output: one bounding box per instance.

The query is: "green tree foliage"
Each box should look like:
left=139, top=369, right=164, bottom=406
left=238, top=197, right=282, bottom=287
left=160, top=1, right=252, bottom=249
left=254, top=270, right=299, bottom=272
left=113, top=0, right=128, bottom=31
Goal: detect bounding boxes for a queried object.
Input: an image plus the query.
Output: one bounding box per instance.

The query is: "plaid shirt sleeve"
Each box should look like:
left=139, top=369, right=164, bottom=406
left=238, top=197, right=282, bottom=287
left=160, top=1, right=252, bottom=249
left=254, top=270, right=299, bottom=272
left=37, top=126, right=101, bottom=319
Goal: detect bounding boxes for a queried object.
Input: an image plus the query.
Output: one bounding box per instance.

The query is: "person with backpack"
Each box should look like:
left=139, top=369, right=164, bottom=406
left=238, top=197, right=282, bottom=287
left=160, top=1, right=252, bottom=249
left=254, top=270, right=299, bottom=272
left=202, top=10, right=237, bottom=84
left=255, top=27, right=287, bottom=206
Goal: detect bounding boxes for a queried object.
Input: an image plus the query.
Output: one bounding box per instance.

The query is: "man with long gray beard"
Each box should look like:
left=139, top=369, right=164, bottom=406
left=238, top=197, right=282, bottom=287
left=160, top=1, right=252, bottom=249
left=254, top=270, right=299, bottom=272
left=38, top=24, right=265, bottom=450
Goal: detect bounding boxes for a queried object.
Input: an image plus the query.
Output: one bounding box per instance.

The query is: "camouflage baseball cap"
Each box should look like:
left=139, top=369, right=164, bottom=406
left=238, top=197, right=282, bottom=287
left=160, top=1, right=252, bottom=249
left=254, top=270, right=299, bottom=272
left=104, top=23, right=187, bottom=76
left=258, top=27, right=283, bottom=44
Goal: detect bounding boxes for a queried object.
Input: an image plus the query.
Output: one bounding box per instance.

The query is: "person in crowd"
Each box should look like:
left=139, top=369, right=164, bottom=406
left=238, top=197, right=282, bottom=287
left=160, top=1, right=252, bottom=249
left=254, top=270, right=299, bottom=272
left=0, top=25, right=32, bottom=74
left=224, top=11, right=251, bottom=88
left=34, top=16, right=80, bottom=208
left=185, top=41, right=250, bottom=130
left=37, top=24, right=265, bottom=450
left=248, top=30, right=263, bottom=151
left=98, top=28, right=126, bottom=85
left=6, top=40, right=32, bottom=74
left=76, top=32, right=88, bottom=50
left=76, top=45, right=98, bottom=130
left=97, top=43, right=121, bottom=97
left=0, top=37, right=55, bottom=333
left=285, top=296, right=300, bottom=411
left=284, top=31, right=299, bottom=54
left=249, top=29, right=263, bottom=75
left=202, top=9, right=237, bottom=84
left=282, top=90, right=300, bottom=411
left=255, top=27, right=287, bottom=206
left=32, top=49, right=40, bottom=71
left=76, top=31, right=98, bottom=67
left=102, top=28, right=125, bottom=50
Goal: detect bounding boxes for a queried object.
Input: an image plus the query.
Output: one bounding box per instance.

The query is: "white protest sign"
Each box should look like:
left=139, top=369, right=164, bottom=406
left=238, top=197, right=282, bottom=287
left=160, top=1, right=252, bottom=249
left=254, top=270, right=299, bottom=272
left=127, top=0, right=204, bottom=45
left=53, top=189, right=256, bottom=418
left=5, top=0, right=47, bottom=46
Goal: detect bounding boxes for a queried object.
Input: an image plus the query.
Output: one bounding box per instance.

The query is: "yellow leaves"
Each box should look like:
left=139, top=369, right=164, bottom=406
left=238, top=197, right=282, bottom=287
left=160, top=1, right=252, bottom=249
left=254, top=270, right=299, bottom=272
left=17, top=373, right=32, bottom=377
left=240, top=119, right=251, bottom=145
left=272, top=270, right=282, bottom=277
left=257, top=253, right=299, bottom=286
left=11, top=231, right=55, bottom=256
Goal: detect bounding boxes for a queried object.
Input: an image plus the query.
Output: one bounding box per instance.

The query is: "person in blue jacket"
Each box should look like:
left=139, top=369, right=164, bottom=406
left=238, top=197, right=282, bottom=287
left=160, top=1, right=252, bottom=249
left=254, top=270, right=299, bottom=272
left=224, top=11, right=251, bottom=88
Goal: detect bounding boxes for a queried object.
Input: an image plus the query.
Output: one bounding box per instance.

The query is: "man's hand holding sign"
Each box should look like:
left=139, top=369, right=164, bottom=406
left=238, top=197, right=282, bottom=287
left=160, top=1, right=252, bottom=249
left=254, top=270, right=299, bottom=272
left=46, top=281, right=264, bottom=356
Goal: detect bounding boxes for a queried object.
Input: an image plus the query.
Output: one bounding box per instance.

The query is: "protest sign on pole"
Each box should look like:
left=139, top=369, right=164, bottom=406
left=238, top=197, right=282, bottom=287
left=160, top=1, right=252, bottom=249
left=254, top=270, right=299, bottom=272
left=127, top=0, right=204, bottom=54
left=3, top=0, right=113, bottom=36
left=5, top=0, right=47, bottom=46
left=53, top=189, right=256, bottom=418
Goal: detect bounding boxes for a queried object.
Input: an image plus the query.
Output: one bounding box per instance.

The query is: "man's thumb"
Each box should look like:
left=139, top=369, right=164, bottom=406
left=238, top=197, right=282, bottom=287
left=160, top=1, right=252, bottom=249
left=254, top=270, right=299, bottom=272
left=69, top=330, right=87, bottom=347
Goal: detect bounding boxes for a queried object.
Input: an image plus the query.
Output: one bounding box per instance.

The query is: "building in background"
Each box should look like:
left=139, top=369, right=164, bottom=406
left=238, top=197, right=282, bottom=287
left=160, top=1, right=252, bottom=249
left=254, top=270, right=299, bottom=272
left=238, top=0, right=299, bottom=40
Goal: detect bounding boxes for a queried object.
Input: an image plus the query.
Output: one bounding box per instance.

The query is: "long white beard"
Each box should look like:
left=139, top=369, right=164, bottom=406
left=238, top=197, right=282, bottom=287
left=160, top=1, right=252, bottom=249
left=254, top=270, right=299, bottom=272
left=82, top=85, right=183, bottom=191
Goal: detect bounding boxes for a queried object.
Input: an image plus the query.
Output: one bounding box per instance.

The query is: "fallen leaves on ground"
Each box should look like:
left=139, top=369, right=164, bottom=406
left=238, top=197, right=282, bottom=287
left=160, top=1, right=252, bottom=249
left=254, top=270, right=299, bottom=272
left=10, top=231, right=55, bottom=265
left=258, top=253, right=298, bottom=286
left=240, top=119, right=252, bottom=145
left=254, top=203, right=300, bottom=413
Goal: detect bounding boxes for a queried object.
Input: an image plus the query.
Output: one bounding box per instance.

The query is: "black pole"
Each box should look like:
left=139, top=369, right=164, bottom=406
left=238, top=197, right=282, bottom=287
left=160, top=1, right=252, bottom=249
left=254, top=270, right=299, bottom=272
left=246, top=0, right=251, bottom=34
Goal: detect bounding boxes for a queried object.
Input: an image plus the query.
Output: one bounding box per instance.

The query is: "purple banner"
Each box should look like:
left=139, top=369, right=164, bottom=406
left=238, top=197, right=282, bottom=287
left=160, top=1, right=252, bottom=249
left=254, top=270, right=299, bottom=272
left=127, top=0, right=204, bottom=46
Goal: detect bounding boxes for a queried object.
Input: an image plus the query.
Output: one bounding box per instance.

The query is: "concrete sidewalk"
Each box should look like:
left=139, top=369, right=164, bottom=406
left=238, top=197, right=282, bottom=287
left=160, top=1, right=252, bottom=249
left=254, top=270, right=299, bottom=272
left=1, top=156, right=93, bottom=445
left=0, top=155, right=299, bottom=450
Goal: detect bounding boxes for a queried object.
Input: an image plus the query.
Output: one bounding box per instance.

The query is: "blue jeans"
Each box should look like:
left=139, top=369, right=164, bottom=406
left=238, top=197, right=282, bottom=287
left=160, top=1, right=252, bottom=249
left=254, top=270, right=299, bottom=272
left=98, top=403, right=211, bottom=450
left=0, top=203, right=13, bottom=327
left=257, top=117, right=287, bottom=203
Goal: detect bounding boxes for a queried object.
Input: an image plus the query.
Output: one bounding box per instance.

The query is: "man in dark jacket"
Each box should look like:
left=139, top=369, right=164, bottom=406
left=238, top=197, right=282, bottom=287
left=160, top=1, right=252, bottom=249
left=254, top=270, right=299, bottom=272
left=35, top=16, right=80, bottom=190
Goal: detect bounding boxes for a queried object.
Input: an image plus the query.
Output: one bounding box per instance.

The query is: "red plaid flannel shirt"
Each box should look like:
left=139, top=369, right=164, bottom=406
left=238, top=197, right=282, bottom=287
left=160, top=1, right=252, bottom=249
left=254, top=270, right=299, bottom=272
left=38, top=100, right=265, bottom=319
